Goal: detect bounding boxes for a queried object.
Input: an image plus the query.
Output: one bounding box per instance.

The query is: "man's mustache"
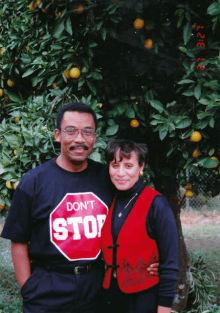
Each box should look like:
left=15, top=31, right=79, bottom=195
left=70, top=145, right=89, bottom=151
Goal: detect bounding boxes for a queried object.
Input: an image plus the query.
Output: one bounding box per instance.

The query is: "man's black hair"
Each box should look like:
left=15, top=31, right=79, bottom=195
left=56, top=102, right=98, bottom=130
left=105, top=139, right=148, bottom=166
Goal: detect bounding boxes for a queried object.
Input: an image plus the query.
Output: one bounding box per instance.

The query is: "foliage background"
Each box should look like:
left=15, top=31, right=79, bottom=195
left=1, top=0, right=220, bottom=310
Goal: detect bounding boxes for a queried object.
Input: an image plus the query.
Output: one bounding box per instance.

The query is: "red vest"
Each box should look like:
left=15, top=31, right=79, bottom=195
left=101, top=187, right=160, bottom=293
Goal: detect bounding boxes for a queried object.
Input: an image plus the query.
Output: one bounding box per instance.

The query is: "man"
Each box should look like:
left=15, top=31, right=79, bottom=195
left=1, top=103, right=158, bottom=313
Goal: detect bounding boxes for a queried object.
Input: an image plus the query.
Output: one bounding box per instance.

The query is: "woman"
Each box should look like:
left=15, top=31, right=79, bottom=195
left=101, top=140, right=179, bottom=313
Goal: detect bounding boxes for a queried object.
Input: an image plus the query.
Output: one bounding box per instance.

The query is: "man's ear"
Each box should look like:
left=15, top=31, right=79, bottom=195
left=54, top=129, right=61, bottom=143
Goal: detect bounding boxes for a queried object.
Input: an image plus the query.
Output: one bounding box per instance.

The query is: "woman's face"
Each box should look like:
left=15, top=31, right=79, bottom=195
left=109, top=149, right=144, bottom=191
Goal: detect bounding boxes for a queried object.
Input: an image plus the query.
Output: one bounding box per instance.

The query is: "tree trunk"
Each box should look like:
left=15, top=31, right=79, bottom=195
left=153, top=183, right=190, bottom=311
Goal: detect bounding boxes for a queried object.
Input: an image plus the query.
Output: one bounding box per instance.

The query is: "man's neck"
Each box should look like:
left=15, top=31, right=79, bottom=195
left=56, top=155, right=88, bottom=172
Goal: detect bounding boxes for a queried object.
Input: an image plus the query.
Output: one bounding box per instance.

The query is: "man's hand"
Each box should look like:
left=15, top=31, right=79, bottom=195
left=148, top=262, right=159, bottom=276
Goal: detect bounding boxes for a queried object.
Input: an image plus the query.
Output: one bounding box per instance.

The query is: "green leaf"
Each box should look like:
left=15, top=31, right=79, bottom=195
left=22, top=68, right=38, bottom=78
left=194, top=84, right=201, bottom=100
left=182, top=151, right=188, bottom=159
left=87, top=81, right=97, bottom=95
left=89, top=151, right=101, bottom=162
left=65, top=17, right=72, bottom=35
left=159, top=129, right=168, bottom=141
left=106, top=125, right=119, bottom=136
left=89, top=43, right=98, bottom=48
left=52, top=18, right=65, bottom=38
left=5, top=90, right=22, bottom=103
left=183, top=21, right=192, bottom=45
left=149, top=100, right=164, bottom=113
left=178, top=79, right=194, bottom=84
left=176, top=119, right=192, bottom=129
left=199, top=99, right=209, bottom=105
left=125, top=107, right=135, bottom=118
left=47, top=75, right=57, bottom=87
left=203, top=158, right=219, bottom=168
left=182, top=90, right=194, bottom=96
left=179, top=47, right=187, bottom=52
left=207, top=3, right=220, bottom=15
left=209, top=117, right=215, bottom=128
left=3, top=134, right=22, bottom=149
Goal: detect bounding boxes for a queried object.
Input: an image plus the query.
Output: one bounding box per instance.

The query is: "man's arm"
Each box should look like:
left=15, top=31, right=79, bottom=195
left=11, top=242, right=31, bottom=289
left=148, top=262, right=159, bottom=276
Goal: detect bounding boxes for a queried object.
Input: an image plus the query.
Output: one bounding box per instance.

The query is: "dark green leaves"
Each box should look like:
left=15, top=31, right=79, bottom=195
left=183, top=21, right=192, bottom=45
left=207, top=2, right=220, bottom=15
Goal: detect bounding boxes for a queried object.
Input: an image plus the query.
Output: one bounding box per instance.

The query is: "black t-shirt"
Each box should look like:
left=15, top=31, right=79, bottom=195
left=1, top=158, right=115, bottom=266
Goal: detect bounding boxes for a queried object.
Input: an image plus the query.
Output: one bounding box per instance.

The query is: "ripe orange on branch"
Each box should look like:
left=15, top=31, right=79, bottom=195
left=144, top=39, right=153, bottom=49
left=7, top=79, right=15, bottom=87
left=185, top=190, right=193, bottom=198
left=0, top=89, right=4, bottom=96
left=130, top=119, right=139, bottom=128
left=70, top=67, right=81, bottom=78
left=76, top=5, right=84, bottom=14
left=190, top=131, right=202, bottom=142
left=6, top=181, right=13, bottom=189
left=63, top=70, right=71, bottom=79
left=133, top=19, right=145, bottom=29
left=192, top=149, right=200, bottom=158
left=183, top=184, right=192, bottom=190
left=52, top=82, right=57, bottom=88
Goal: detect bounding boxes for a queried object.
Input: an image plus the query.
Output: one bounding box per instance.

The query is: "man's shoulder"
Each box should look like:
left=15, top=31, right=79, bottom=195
left=21, top=158, right=55, bottom=183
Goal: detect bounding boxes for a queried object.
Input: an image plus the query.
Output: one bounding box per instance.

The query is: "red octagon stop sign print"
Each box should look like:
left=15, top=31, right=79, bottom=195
left=50, top=192, right=108, bottom=261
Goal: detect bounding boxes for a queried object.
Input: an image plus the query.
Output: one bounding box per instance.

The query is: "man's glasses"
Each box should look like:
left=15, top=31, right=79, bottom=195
left=60, top=127, right=96, bottom=140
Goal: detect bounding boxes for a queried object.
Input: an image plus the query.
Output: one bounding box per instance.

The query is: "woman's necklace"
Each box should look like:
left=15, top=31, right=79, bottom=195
left=118, top=193, right=138, bottom=217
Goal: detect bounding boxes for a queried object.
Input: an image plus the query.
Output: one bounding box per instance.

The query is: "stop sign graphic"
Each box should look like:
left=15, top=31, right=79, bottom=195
left=50, top=192, right=108, bottom=261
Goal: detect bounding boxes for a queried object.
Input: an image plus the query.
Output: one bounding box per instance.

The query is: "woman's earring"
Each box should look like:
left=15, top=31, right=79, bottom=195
left=139, top=171, right=143, bottom=176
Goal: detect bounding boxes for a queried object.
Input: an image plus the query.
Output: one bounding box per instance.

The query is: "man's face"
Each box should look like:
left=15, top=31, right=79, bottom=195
left=54, top=111, right=97, bottom=166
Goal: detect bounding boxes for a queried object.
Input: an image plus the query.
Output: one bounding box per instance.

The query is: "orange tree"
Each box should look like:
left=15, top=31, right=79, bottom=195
left=1, top=0, right=220, bottom=310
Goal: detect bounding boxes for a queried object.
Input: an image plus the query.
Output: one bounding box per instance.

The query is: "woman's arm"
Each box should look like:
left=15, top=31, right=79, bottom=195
left=157, top=306, right=172, bottom=313
left=11, top=242, right=31, bottom=289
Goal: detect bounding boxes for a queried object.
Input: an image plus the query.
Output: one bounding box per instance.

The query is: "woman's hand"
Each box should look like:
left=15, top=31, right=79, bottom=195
left=147, top=262, right=159, bottom=276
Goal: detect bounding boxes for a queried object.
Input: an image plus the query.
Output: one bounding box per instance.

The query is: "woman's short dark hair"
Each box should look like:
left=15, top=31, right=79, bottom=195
left=56, top=102, right=98, bottom=130
left=105, top=140, right=148, bottom=166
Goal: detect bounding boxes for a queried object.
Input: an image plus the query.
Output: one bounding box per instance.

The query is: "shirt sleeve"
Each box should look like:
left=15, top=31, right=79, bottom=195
left=1, top=172, right=35, bottom=243
left=146, top=195, right=179, bottom=308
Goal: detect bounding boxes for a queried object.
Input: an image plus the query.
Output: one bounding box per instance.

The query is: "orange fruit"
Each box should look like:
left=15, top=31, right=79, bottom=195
left=63, top=70, right=71, bottom=79
left=130, top=119, right=139, bottom=128
left=0, top=89, right=4, bottom=97
left=36, top=0, right=41, bottom=5
left=55, top=11, right=61, bottom=17
left=0, top=47, right=6, bottom=56
left=52, top=82, right=57, bottom=88
left=211, top=156, right=219, bottom=168
left=6, top=181, right=13, bottom=189
left=133, top=19, right=145, bottom=29
left=70, top=67, right=81, bottom=78
left=144, top=39, right=153, bottom=49
left=0, top=204, right=5, bottom=210
left=190, top=131, right=202, bottom=142
left=99, top=103, right=103, bottom=108
left=26, top=46, right=30, bottom=51
left=183, top=184, right=192, bottom=190
left=14, top=117, right=20, bottom=123
left=192, top=149, right=200, bottom=158
left=7, top=79, right=15, bottom=87
left=76, top=5, right=84, bottom=14
left=14, top=181, right=20, bottom=189
left=29, top=3, right=35, bottom=11
left=185, top=190, right=193, bottom=198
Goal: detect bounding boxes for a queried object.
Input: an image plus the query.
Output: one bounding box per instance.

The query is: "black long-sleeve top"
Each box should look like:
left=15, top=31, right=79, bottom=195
left=111, top=179, right=179, bottom=308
